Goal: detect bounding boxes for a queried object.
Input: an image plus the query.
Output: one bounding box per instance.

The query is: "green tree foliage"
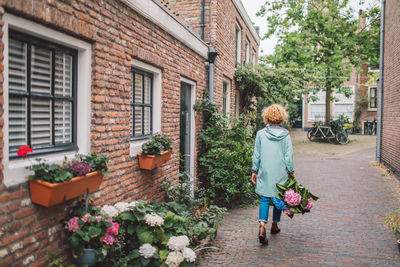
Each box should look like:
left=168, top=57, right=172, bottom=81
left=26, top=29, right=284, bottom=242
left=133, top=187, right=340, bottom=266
left=235, top=64, right=316, bottom=131
left=258, top=0, right=380, bottom=123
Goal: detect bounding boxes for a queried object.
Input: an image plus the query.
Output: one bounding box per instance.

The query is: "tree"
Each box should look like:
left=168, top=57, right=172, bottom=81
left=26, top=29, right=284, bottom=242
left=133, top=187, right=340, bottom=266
left=258, top=0, right=380, bottom=124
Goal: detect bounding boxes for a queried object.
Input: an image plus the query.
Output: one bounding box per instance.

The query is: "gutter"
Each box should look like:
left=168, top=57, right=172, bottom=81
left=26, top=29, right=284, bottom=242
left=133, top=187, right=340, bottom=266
left=377, top=0, right=385, bottom=163
left=201, top=0, right=205, bottom=40
left=207, top=47, right=220, bottom=102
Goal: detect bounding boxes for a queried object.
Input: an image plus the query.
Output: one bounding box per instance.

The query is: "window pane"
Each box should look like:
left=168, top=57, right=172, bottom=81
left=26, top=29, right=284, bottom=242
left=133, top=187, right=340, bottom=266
left=9, top=96, right=27, bottom=152
left=9, top=39, right=27, bottom=92
left=31, top=45, right=52, bottom=94
left=222, top=83, right=227, bottom=115
left=310, top=104, right=325, bottom=121
left=54, top=101, right=72, bottom=144
left=144, top=75, right=151, bottom=105
left=55, top=53, right=73, bottom=97
left=144, top=107, right=151, bottom=135
left=134, top=106, right=143, bottom=136
left=31, top=98, right=52, bottom=148
left=334, top=104, right=353, bottom=119
left=134, top=73, right=143, bottom=103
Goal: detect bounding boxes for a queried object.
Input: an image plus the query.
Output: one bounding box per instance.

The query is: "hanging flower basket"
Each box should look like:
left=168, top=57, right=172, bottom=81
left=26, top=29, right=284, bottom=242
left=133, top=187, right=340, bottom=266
left=29, top=172, right=104, bottom=207
left=137, top=150, right=172, bottom=170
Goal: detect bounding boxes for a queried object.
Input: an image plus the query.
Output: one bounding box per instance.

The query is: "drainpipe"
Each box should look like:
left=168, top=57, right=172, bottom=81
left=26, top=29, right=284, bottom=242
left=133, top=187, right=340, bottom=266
left=207, top=47, right=219, bottom=103
left=376, top=0, right=385, bottom=163
left=201, top=0, right=205, bottom=40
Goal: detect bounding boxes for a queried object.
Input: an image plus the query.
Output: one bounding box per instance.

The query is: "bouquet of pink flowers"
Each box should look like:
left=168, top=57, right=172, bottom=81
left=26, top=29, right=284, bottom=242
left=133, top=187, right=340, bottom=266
left=275, top=178, right=319, bottom=218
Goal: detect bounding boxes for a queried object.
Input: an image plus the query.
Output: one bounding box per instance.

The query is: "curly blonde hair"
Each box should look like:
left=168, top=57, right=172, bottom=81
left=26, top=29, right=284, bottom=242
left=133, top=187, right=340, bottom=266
left=262, top=104, right=288, bottom=125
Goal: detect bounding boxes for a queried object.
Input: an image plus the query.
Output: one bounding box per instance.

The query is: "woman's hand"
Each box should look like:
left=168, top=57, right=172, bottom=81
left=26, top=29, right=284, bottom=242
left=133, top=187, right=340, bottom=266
left=288, top=173, right=295, bottom=179
left=251, top=173, right=257, bottom=185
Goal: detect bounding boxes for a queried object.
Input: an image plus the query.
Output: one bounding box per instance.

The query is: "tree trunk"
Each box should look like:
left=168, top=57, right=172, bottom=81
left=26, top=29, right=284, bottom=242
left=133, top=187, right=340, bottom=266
left=325, top=86, right=331, bottom=124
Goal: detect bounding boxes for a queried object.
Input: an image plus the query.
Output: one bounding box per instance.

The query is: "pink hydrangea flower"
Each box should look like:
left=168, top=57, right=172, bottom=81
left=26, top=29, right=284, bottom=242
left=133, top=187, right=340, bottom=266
left=107, top=222, right=119, bottom=235
left=284, top=209, right=294, bottom=216
left=81, top=213, right=90, bottom=223
left=284, top=189, right=302, bottom=207
left=65, top=217, right=80, bottom=232
left=96, top=215, right=102, bottom=222
left=103, top=233, right=116, bottom=245
left=303, top=198, right=314, bottom=211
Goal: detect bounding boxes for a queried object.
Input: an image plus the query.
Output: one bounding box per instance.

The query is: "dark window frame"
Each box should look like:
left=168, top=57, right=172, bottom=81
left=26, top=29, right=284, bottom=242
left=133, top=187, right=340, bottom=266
left=131, top=68, right=153, bottom=141
left=222, top=81, right=228, bottom=115
left=8, top=30, right=78, bottom=159
left=369, top=87, right=377, bottom=109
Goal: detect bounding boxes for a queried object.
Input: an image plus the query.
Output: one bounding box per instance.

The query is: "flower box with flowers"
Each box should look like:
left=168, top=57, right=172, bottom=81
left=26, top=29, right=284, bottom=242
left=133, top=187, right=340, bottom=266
left=273, top=178, right=319, bottom=218
left=17, top=145, right=110, bottom=207
left=137, top=134, right=173, bottom=170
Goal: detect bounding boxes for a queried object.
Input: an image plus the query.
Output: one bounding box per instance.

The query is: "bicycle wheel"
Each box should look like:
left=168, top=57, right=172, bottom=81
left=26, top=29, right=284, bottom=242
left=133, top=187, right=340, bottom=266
left=335, top=130, right=349, bottom=145
left=307, top=128, right=315, bottom=141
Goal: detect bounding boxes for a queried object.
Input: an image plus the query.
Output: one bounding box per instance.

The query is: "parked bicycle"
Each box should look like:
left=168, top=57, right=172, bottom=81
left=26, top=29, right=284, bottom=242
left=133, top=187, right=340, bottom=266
left=307, top=118, right=349, bottom=145
left=364, top=118, right=377, bottom=135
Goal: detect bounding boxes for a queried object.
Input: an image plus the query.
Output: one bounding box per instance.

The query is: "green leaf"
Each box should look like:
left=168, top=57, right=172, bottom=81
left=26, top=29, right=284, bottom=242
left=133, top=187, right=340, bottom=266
left=140, top=258, right=150, bottom=266
left=159, top=250, right=169, bottom=260
left=88, top=226, right=102, bottom=238
left=138, top=231, right=154, bottom=244
left=155, top=229, right=166, bottom=242
left=129, top=249, right=140, bottom=259
left=127, top=224, right=135, bottom=235
left=121, top=212, right=136, bottom=221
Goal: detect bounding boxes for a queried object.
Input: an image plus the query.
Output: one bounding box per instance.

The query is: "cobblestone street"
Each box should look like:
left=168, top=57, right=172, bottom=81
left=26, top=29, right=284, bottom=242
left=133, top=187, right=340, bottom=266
left=199, top=135, right=400, bottom=266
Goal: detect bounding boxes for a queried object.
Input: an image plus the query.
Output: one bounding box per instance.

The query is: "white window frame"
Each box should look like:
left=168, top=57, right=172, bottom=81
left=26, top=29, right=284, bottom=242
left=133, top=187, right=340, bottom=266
left=129, top=60, right=162, bottom=157
left=3, top=13, right=92, bottom=188
left=307, top=90, right=326, bottom=122
left=235, top=23, right=242, bottom=64
left=222, top=78, right=231, bottom=116
left=333, top=86, right=355, bottom=121
left=245, top=38, right=250, bottom=65
left=368, top=86, right=378, bottom=111
left=252, top=48, right=257, bottom=65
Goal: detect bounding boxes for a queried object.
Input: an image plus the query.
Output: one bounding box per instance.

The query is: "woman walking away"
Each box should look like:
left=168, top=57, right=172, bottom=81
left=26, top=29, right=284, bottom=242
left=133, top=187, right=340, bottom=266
left=251, top=104, right=295, bottom=245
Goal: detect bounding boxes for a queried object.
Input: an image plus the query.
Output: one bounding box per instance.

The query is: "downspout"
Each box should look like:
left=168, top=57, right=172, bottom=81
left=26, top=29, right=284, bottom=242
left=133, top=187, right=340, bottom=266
left=201, top=0, right=205, bottom=40
left=377, top=0, right=385, bottom=163
left=207, top=47, right=219, bottom=103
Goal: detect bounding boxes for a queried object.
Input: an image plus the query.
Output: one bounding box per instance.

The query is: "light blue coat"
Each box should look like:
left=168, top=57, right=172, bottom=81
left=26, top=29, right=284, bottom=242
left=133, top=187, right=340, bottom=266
left=252, top=126, right=294, bottom=197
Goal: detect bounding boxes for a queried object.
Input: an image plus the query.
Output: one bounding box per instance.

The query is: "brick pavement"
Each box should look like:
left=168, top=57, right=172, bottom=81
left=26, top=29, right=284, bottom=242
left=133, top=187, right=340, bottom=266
left=199, top=147, right=400, bottom=266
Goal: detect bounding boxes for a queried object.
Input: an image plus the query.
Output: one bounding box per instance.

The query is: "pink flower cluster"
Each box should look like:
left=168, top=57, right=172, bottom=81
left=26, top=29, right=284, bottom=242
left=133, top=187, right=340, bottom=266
left=103, top=219, right=119, bottom=245
left=103, top=233, right=118, bottom=245
left=284, top=209, right=294, bottom=216
left=284, top=189, right=302, bottom=207
left=303, top=198, right=314, bottom=211
left=65, top=217, right=80, bottom=232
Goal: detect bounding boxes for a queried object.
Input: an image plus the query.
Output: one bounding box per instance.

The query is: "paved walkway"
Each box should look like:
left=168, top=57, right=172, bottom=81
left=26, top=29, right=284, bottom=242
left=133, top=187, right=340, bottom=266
left=199, top=145, right=400, bottom=266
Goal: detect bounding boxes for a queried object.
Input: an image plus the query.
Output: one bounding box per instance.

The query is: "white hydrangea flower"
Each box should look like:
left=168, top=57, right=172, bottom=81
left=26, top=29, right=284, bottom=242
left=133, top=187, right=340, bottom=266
left=144, top=213, right=164, bottom=227
left=182, top=247, right=196, bottom=262
left=101, top=205, right=119, bottom=218
left=128, top=200, right=139, bottom=208
left=167, top=235, right=190, bottom=251
left=101, top=248, right=107, bottom=256
left=139, top=243, right=156, bottom=259
left=114, top=202, right=130, bottom=214
left=165, top=251, right=184, bottom=267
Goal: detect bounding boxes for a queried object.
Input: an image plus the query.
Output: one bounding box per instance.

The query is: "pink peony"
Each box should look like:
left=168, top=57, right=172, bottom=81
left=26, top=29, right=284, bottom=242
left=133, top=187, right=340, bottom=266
left=284, top=189, right=302, bottom=207
left=107, top=222, right=119, bottom=235
left=303, top=198, right=314, bottom=211
left=81, top=213, right=90, bottom=223
left=284, top=209, right=294, bottom=216
left=65, top=217, right=80, bottom=232
left=103, top=233, right=116, bottom=245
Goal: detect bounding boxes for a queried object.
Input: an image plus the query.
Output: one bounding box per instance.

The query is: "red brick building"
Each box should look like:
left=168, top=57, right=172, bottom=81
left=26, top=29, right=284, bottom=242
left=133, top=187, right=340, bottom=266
left=0, top=0, right=259, bottom=265
left=380, top=0, right=400, bottom=178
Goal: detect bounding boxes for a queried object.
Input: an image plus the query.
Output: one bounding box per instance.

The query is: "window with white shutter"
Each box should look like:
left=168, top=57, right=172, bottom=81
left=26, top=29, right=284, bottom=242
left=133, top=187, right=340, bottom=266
left=131, top=69, right=153, bottom=139
left=8, top=30, right=77, bottom=158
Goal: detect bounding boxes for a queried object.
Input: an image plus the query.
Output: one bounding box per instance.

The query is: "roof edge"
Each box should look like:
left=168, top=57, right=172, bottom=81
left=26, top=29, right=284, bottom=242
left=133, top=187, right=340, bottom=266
left=232, top=0, right=261, bottom=45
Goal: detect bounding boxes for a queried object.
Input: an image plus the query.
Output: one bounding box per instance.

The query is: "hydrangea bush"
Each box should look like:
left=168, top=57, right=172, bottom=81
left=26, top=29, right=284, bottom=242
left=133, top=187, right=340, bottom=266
left=275, top=178, right=319, bottom=218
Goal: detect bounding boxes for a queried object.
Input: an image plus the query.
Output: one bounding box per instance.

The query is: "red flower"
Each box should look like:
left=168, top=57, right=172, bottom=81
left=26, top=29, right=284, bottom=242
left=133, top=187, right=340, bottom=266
left=17, top=145, right=33, bottom=158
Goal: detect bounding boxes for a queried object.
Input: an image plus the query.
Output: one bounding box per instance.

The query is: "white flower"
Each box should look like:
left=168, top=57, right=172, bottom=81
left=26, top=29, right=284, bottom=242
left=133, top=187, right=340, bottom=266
left=128, top=201, right=139, bottom=208
left=167, top=235, right=190, bottom=251
left=165, top=251, right=184, bottom=267
left=139, top=243, right=156, bottom=259
left=144, top=213, right=164, bottom=227
left=101, top=248, right=107, bottom=256
left=114, top=202, right=130, bottom=214
left=182, top=247, right=196, bottom=262
left=101, top=205, right=119, bottom=218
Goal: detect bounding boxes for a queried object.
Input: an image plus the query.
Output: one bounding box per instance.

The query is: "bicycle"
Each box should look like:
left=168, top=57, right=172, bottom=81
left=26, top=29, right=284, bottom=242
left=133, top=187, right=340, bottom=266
left=307, top=118, right=349, bottom=145
left=364, top=118, right=377, bottom=135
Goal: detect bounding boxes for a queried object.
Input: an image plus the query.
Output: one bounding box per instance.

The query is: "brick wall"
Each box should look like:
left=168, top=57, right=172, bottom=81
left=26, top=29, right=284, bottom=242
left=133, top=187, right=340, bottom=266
left=0, top=0, right=207, bottom=265
left=169, top=0, right=260, bottom=115
left=357, top=64, right=378, bottom=131
left=381, top=0, right=400, bottom=178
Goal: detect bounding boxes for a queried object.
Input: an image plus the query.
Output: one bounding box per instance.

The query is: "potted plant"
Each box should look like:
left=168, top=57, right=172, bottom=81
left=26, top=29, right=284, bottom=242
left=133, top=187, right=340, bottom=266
left=65, top=205, right=120, bottom=267
left=385, top=206, right=400, bottom=253
left=18, top=145, right=110, bottom=207
left=137, top=133, right=173, bottom=170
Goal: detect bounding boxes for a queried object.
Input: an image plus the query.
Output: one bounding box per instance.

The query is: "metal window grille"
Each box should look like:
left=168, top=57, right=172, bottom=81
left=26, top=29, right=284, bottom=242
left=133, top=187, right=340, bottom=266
left=8, top=30, right=77, bottom=159
left=131, top=69, right=153, bottom=139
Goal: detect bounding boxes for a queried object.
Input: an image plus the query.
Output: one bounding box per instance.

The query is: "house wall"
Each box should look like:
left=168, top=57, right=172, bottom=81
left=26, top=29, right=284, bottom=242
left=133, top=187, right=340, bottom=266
left=357, top=64, right=378, bottom=132
left=169, top=0, right=260, bottom=115
left=0, top=0, right=208, bottom=265
left=381, top=0, right=400, bottom=177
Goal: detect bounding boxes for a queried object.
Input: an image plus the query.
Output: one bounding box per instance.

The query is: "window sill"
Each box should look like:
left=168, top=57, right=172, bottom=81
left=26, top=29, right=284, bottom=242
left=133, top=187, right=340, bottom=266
left=368, top=108, right=378, bottom=112
left=130, top=138, right=150, bottom=157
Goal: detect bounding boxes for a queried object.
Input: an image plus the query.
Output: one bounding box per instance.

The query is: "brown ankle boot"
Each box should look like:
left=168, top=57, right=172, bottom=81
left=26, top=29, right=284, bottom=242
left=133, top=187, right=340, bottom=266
left=271, top=222, right=280, bottom=235
left=258, top=223, right=268, bottom=245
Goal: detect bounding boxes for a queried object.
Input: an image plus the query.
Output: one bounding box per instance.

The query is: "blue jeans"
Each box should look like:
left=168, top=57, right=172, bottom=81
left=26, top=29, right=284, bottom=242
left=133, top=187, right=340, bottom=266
left=259, top=196, right=282, bottom=223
